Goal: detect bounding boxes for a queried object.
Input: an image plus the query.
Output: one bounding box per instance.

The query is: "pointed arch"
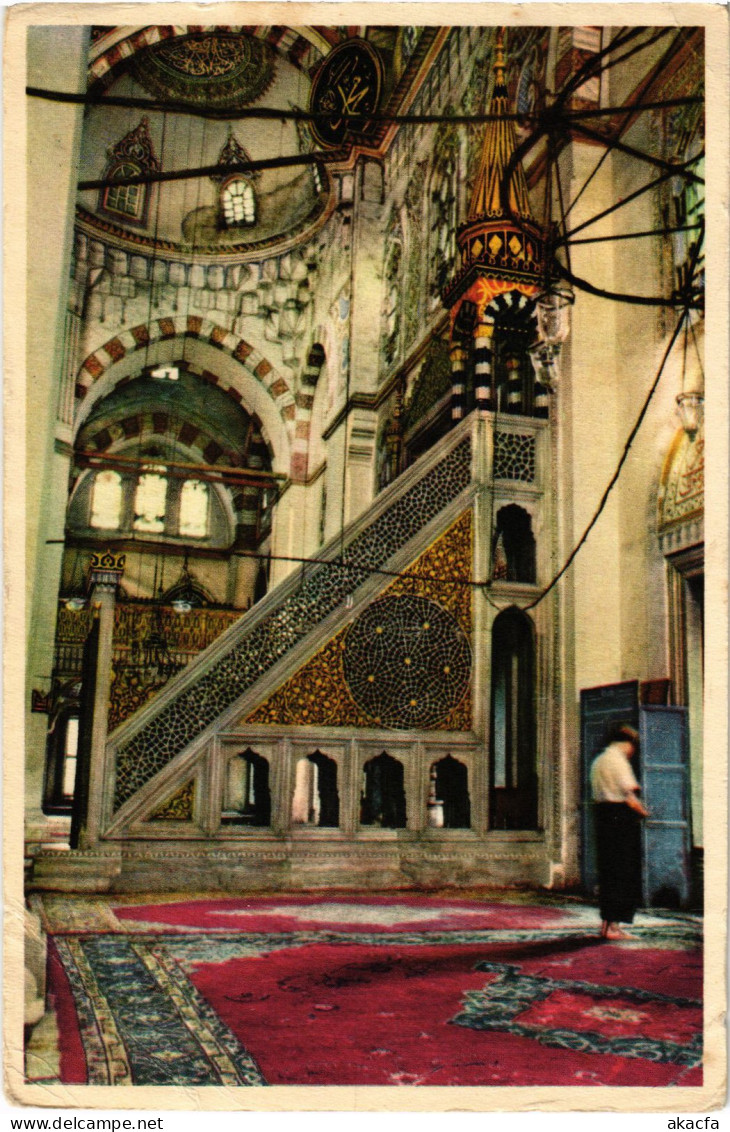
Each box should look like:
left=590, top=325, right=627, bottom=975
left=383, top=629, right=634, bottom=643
left=429, top=755, right=471, bottom=828
left=73, top=322, right=296, bottom=476
left=490, top=607, right=538, bottom=830
left=292, top=750, right=340, bottom=827
left=474, top=291, right=548, bottom=417
left=361, top=752, right=407, bottom=829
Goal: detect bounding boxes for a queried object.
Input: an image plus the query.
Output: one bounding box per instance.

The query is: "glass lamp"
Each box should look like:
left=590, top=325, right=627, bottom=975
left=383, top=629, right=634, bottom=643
left=676, top=391, right=703, bottom=437
left=529, top=342, right=559, bottom=392
left=529, top=284, right=575, bottom=393
left=535, top=284, right=575, bottom=346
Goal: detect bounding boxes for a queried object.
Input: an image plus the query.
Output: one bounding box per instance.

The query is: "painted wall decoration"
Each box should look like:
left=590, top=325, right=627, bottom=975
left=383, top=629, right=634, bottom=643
left=246, top=511, right=473, bottom=730
left=505, top=27, right=549, bottom=118
left=133, top=33, right=276, bottom=110
left=493, top=432, right=537, bottom=483
left=380, top=211, right=404, bottom=373
left=106, top=606, right=241, bottom=731
left=658, top=425, right=704, bottom=530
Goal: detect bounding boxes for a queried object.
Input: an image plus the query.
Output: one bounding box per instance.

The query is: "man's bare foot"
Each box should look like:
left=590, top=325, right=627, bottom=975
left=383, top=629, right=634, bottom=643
left=604, top=927, right=638, bottom=940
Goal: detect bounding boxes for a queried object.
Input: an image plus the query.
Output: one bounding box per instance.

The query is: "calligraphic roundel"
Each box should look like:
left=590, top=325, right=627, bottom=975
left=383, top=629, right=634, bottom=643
left=309, top=40, right=383, bottom=149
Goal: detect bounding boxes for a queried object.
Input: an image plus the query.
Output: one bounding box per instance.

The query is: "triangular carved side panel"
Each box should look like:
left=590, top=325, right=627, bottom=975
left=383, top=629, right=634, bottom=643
left=245, top=511, right=473, bottom=730
left=149, top=779, right=196, bottom=822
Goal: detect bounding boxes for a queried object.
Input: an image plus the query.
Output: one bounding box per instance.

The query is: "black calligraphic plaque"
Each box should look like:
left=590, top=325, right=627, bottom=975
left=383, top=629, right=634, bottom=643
left=309, top=40, right=383, bottom=149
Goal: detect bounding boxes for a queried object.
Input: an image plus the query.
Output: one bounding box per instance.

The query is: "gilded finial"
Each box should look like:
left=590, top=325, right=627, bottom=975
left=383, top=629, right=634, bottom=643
left=494, top=28, right=506, bottom=87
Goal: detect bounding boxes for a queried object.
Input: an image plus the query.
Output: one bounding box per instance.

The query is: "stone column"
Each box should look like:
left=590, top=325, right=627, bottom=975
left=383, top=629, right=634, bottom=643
left=24, top=27, right=88, bottom=834
left=74, top=552, right=125, bottom=849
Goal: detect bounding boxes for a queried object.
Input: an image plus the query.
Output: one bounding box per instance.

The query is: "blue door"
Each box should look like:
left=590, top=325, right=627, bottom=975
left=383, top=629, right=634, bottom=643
left=580, top=682, right=639, bottom=896
left=639, top=706, right=691, bottom=908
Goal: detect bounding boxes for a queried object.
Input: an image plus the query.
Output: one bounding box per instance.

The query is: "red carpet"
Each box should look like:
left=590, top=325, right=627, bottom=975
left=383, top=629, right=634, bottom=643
left=41, top=896, right=702, bottom=1088
left=111, top=893, right=571, bottom=933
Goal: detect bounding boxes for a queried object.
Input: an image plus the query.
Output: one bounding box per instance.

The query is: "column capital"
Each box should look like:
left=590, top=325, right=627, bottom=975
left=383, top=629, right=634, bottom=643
left=87, top=550, right=126, bottom=592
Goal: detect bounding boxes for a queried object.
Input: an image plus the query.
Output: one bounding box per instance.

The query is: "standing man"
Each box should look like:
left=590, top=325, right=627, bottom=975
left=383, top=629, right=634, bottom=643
left=590, top=724, right=649, bottom=940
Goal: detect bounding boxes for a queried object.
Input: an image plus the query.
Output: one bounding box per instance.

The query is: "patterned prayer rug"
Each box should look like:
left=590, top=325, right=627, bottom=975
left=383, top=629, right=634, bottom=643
left=41, top=896, right=703, bottom=1088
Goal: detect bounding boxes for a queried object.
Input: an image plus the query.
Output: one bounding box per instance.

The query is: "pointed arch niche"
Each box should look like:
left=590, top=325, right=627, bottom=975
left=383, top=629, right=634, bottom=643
left=489, top=607, right=538, bottom=830
left=428, top=755, right=471, bottom=829
left=221, top=748, right=271, bottom=827
left=492, top=504, right=536, bottom=584
left=360, top=752, right=407, bottom=829
left=291, top=750, right=340, bottom=828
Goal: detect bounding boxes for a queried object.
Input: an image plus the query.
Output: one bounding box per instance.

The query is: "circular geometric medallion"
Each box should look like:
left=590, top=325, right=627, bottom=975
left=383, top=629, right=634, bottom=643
left=133, top=34, right=276, bottom=113
left=342, top=594, right=471, bottom=729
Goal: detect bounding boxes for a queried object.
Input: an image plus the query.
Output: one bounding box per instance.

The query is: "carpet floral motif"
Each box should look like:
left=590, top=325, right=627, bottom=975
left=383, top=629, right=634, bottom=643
left=46, top=909, right=702, bottom=1087
left=52, top=936, right=266, bottom=1086
left=451, top=961, right=702, bottom=1067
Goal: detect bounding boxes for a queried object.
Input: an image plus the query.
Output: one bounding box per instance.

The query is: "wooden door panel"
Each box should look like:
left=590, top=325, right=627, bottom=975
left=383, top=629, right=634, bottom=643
left=640, top=706, right=690, bottom=908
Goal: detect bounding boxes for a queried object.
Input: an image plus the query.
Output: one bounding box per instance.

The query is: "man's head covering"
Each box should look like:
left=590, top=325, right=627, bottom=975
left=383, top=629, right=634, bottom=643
left=606, top=722, right=640, bottom=746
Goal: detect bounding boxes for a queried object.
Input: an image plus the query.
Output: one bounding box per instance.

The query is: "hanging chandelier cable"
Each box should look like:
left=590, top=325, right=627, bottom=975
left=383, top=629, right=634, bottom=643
left=27, top=84, right=702, bottom=129
left=520, top=306, right=691, bottom=612
left=50, top=295, right=697, bottom=606
left=687, top=316, right=705, bottom=382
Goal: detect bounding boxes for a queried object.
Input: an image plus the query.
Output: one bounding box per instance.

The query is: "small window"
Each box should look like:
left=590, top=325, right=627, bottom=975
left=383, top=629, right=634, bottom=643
left=90, top=470, right=123, bottom=529
left=222, top=178, right=256, bottom=227
left=62, top=717, right=80, bottom=799
left=134, top=469, right=167, bottom=533
left=179, top=480, right=209, bottom=539
left=103, top=162, right=144, bottom=220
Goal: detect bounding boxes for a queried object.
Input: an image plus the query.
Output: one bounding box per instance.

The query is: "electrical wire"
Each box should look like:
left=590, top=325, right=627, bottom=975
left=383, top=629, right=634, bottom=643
left=57, top=30, right=703, bottom=609
left=54, top=302, right=693, bottom=605
left=519, top=307, right=689, bottom=612
left=26, top=84, right=702, bottom=125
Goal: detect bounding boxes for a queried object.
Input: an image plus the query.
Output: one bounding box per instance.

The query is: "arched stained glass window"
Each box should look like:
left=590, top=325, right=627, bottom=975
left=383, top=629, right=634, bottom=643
left=134, top=468, right=167, bottom=533
left=90, top=469, right=123, bottom=529
left=103, top=162, right=144, bottom=220
left=179, top=480, right=209, bottom=539
left=222, top=178, right=256, bottom=227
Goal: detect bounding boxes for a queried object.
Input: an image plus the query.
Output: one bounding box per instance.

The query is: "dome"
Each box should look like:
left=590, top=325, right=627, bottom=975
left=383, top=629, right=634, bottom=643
left=76, top=30, right=334, bottom=261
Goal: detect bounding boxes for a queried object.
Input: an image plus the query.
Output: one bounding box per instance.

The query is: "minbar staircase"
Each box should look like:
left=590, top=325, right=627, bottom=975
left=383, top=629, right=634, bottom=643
left=30, top=414, right=552, bottom=892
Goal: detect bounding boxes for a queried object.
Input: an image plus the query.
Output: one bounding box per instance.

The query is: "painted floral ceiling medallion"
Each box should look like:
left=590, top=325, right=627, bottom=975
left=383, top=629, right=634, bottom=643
left=133, top=33, right=276, bottom=112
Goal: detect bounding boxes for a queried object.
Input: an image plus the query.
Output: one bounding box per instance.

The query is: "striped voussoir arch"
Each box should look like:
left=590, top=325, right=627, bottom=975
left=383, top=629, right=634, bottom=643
left=75, top=315, right=299, bottom=430
left=88, top=26, right=326, bottom=90
left=452, top=290, right=548, bottom=421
